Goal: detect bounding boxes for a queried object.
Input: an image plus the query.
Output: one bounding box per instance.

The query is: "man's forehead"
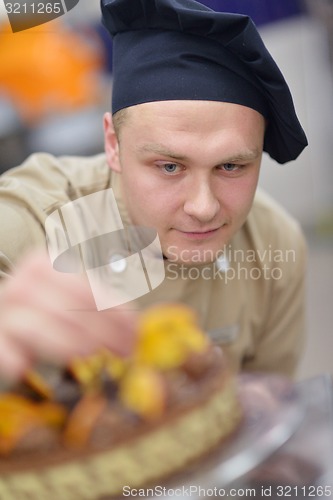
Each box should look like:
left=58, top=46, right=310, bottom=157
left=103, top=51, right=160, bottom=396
left=123, top=99, right=264, bottom=120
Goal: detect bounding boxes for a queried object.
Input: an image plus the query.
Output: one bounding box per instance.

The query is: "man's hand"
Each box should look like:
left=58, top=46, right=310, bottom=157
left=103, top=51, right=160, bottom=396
left=0, top=252, right=137, bottom=381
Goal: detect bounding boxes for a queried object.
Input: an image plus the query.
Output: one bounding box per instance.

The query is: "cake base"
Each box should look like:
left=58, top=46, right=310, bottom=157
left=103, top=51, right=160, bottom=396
left=0, top=370, right=241, bottom=499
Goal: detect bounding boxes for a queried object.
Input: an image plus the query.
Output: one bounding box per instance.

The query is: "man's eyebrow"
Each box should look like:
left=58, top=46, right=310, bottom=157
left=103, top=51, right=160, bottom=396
left=136, top=143, right=261, bottom=163
left=223, top=148, right=261, bottom=163
left=136, top=143, right=188, bottom=161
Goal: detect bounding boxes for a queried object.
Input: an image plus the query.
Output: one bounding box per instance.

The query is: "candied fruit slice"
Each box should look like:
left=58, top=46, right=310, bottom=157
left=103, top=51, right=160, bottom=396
left=0, top=395, right=65, bottom=454
left=23, top=370, right=53, bottom=400
left=102, top=349, right=128, bottom=381
left=68, top=352, right=105, bottom=390
left=136, top=304, right=208, bottom=369
left=119, top=366, right=166, bottom=421
left=38, top=402, right=67, bottom=428
left=138, top=304, right=198, bottom=336
left=68, top=349, right=128, bottom=392
left=63, top=394, right=107, bottom=448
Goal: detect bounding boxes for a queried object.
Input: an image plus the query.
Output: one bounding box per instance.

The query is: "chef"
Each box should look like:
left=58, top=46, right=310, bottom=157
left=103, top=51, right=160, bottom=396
left=0, top=0, right=308, bottom=380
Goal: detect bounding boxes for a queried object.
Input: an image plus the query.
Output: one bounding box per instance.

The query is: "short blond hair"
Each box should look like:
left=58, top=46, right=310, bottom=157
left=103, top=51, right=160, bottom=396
left=113, top=108, right=129, bottom=139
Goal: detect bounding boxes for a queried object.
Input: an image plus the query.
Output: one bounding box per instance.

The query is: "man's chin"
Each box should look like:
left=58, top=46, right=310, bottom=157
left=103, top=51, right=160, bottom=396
left=163, top=246, right=222, bottom=266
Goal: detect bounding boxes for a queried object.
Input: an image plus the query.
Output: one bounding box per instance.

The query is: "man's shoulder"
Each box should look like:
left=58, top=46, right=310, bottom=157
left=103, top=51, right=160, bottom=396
left=15, top=152, right=109, bottom=190
left=0, top=152, right=113, bottom=212
left=243, top=188, right=307, bottom=256
left=52, top=152, right=108, bottom=172
left=252, top=188, right=297, bottom=222
left=0, top=152, right=112, bottom=273
left=252, top=188, right=304, bottom=236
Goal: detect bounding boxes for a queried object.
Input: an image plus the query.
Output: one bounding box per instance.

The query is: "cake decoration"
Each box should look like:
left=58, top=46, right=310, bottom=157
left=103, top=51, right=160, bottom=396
left=0, top=304, right=242, bottom=498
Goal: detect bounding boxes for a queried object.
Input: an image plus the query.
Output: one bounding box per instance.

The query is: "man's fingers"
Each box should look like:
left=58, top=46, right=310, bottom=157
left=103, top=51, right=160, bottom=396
left=0, top=334, right=31, bottom=382
left=0, top=251, right=139, bottom=381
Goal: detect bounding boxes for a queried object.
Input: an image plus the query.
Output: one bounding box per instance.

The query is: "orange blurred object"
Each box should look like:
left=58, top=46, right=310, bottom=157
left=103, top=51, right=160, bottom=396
left=0, top=394, right=66, bottom=454
left=63, top=394, right=107, bottom=449
left=0, top=20, right=104, bottom=123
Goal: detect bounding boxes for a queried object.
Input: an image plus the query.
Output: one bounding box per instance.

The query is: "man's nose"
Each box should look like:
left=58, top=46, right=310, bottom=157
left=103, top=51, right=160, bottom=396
left=183, top=180, right=220, bottom=222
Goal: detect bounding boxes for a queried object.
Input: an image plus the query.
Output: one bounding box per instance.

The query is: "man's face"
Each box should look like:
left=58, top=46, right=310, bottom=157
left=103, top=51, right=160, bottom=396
left=104, top=100, right=265, bottom=264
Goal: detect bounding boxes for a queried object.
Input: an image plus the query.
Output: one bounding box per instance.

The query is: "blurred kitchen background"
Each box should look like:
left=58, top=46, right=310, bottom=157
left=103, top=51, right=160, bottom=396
left=0, top=0, right=332, bottom=381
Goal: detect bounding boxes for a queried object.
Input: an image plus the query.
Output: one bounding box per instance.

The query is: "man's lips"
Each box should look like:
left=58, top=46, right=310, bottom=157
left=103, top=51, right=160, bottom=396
left=175, top=226, right=224, bottom=240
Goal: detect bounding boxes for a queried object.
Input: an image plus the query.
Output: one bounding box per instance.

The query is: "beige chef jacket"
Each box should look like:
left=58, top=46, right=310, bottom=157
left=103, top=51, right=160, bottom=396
left=0, top=153, right=307, bottom=376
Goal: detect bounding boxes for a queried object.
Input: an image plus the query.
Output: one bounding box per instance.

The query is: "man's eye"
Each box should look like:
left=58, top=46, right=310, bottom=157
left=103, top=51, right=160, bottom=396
left=162, top=163, right=179, bottom=174
left=220, top=163, right=240, bottom=172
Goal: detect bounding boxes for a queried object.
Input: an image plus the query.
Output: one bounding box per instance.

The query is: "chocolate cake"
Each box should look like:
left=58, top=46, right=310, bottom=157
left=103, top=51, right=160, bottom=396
left=0, top=304, right=242, bottom=499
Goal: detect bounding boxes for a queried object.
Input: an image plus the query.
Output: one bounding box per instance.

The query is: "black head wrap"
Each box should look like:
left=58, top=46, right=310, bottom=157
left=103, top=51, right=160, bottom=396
left=101, top=0, right=308, bottom=164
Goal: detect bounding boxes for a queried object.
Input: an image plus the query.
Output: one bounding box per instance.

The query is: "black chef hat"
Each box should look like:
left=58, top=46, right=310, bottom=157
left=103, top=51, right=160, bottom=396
left=101, top=0, right=308, bottom=164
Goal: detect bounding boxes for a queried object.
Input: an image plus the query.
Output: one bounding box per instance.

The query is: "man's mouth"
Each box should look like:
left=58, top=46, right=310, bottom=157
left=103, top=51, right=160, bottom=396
left=175, top=226, right=223, bottom=240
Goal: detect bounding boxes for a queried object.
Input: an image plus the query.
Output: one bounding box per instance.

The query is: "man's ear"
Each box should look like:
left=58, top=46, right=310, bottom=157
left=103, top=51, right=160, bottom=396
left=103, top=112, right=122, bottom=173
